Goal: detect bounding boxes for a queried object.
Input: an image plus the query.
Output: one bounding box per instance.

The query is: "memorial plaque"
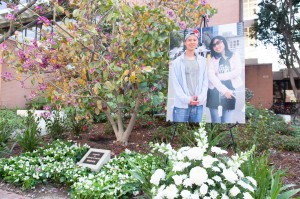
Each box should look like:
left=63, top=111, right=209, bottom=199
left=77, top=148, right=111, bottom=171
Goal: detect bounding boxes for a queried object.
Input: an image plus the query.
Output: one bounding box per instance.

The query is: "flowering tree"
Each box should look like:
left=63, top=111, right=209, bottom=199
left=1, top=0, right=216, bottom=145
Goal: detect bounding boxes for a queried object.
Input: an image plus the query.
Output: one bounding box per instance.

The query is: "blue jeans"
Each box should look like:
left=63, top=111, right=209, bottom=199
left=173, top=105, right=203, bottom=123
left=209, top=108, right=233, bottom=123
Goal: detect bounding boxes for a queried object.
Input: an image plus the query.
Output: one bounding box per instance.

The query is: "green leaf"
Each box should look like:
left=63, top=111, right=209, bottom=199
left=72, top=9, right=79, bottom=17
left=277, top=188, right=300, bottom=199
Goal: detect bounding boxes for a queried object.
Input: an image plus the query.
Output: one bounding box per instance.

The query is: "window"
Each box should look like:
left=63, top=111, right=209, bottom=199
left=243, top=0, right=258, bottom=20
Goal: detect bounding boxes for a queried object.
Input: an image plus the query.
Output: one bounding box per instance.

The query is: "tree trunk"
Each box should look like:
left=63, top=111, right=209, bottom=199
left=104, top=94, right=142, bottom=145
left=117, top=94, right=142, bottom=145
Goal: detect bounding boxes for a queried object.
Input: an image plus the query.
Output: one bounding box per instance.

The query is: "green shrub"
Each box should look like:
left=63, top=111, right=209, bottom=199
left=65, top=108, right=89, bottom=137
left=16, top=111, right=41, bottom=152
left=0, top=109, right=25, bottom=134
left=0, top=109, right=25, bottom=157
left=237, top=104, right=297, bottom=152
left=135, top=114, right=157, bottom=129
left=240, top=152, right=300, bottom=199
left=152, top=122, right=227, bottom=149
left=44, top=111, right=67, bottom=140
left=272, top=134, right=300, bottom=152
left=25, top=97, right=49, bottom=110
left=91, top=111, right=107, bottom=123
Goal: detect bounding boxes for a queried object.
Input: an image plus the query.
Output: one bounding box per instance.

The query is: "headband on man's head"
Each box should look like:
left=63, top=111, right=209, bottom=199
left=184, top=29, right=200, bottom=41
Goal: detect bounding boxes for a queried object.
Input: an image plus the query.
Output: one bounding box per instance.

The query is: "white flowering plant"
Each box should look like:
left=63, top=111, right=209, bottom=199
left=149, top=122, right=257, bottom=199
left=0, top=140, right=90, bottom=189
left=71, top=149, right=163, bottom=199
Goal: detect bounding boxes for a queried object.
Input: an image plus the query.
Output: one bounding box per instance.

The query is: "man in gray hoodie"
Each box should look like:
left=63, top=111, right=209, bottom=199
left=172, top=30, right=208, bottom=123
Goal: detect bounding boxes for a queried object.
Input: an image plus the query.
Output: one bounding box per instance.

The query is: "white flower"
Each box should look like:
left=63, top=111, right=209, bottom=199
left=212, top=166, right=221, bottom=172
left=238, top=180, right=254, bottom=192
left=154, top=184, right=166, bottom=198
left=202, top=155, right=217, bottom=168
left=180, top=190, right=192, bottom=199
left=150, top=169, right=166, bottom=186
left=189, top=166, right=208, bottom=186
left=164, top=184, right=178, bottom=199
left=191, top=191, right=200, bottom=199
left=218, top=162, right=226, bottom=170
left=243, top=192, right=254, bottom=199
left=183, top=178, right=193, bottom=188
left=207, top=179, right=215, bottom=186
left=124, top=149, right=131, bottom=154
left=221, top=194, right=229, bottom=199
left=246, top=176, right=257, bottom=187
left=200, top=184, right=208, bottom=195
left=222, top=169, right=238, bottom=183
left=237, top=169, right=245, bottom=177
left=172, top=161, right=191, bottom=172
left=230, top=186, right=241, bottom=197
left=176, top=152, right=185, bottom=161
left=172, top=175, right=187, bottom=185
left=184, top=147, right=204, bottom=160
left=211, top=146, right=228, bottom=154
left=210, top=190, right=219, bottom=199
left=212, top=176, right=222, bottom=182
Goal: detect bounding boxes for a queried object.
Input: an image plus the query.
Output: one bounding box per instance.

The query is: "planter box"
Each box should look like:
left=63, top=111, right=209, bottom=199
left=17, top=110, right=48, bottom=135
left=277, top=114, right=291, bottom=123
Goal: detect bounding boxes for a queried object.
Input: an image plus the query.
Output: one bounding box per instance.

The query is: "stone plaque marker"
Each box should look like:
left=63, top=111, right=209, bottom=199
left=77, top=148, right=111, bottom=171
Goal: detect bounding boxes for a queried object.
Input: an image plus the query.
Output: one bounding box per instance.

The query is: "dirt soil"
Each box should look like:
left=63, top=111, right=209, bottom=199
left=1, top=122, right=300, bottom=198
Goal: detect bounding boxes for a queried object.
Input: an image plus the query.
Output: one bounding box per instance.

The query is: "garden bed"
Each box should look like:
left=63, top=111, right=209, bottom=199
left=1, top=122, right=300, bottom=198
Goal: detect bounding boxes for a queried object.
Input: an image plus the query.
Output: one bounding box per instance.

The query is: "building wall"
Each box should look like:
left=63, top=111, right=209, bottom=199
left=0, top=40, right=35, bottom=109
left=208, top=0, right=241, bottom=26
left=245, top=64, right=273, bottom=109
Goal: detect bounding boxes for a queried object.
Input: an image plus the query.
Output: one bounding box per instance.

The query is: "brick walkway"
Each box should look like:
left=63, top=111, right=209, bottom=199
left=0, top=189, right=30, bottom=199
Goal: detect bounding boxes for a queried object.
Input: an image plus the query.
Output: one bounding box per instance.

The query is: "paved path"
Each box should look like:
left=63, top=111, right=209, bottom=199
left=0, top=189, right=30, bottom=199
left=0, top=186, right=69, bottom=199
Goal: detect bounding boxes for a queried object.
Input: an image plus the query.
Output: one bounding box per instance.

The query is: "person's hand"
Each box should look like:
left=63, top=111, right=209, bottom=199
left=189, top=96, right=200, bottom=106
left=224, top=90, right=235, bottom=99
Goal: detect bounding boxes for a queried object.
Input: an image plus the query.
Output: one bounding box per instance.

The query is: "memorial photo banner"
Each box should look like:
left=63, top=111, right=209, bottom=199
left=166, top=22, right=245, bottom=124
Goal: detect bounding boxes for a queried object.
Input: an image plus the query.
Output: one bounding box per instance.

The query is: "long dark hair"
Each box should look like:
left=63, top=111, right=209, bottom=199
left=209, top=36, right=233, bottom=59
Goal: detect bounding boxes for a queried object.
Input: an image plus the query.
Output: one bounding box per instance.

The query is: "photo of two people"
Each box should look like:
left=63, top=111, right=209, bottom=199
left=167, top=22, right=245, bottom=124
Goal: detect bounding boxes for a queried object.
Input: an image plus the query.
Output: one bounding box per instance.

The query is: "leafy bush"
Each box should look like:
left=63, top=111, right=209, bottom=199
left=0, top=109, right=25, bottom=157
left=0, top=109, right=25, bottom=135
left=91, top=111, right=107, bottom=123
left=152, top=123, right=197, bottom=146
left=42, top=111, right=67, bottom=140
left=152, top=122, right=228, bottom=150
left=65, top=108, right=89, bottom=137
left=25, top=97, right=49, bottom=110
left=272, top=134, right=300, bottom=152
left=237, top=104, right=297, bottom=152
left=240, top=152, right=300, bottom=199
left=16, top=111, right=41, bottom=152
